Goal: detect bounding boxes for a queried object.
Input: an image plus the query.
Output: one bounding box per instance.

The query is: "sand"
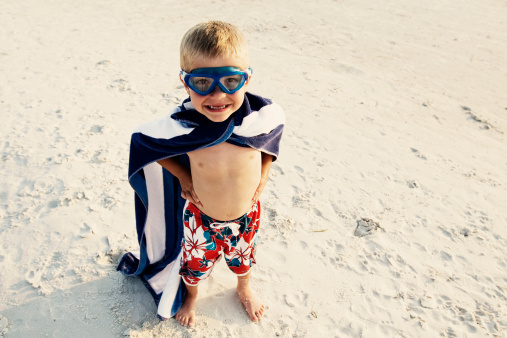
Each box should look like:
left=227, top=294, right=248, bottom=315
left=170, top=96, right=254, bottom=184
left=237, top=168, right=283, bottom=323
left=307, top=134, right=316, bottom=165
left=1, top=0, right=506, bottom=337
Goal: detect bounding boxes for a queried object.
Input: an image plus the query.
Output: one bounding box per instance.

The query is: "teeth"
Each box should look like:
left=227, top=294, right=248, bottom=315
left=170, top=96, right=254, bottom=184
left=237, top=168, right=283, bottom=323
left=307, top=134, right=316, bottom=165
left=208, top=105, right=227, bottom=109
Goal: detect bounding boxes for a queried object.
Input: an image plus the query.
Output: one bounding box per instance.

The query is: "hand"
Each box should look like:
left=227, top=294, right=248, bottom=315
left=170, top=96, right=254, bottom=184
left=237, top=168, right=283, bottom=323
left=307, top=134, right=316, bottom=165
left=178, top=172, right=203, bottom=208
left=251, top=153, right=273, bottom=207
left=251, top=174, right=268, bottom=207
left=156, top=157, right=203, bottom=208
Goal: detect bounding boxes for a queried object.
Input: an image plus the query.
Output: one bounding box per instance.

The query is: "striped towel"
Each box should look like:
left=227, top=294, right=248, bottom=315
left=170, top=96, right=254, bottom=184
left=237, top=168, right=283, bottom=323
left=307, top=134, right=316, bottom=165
left=117, top=92, right=285, bottom=320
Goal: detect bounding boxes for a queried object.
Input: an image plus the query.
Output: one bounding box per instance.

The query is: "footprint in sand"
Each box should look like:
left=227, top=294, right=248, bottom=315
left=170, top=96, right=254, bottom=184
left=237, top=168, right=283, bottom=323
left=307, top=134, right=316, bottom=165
left=283, top=290, right=309, bottom=308
left=407, top=180, right=419, bottom=188
left=410, top=148, right=428, bottom=160
left=264, top=206, right=278, bottom=220
left=0, top=315, right=9, bottom=336
left=96, top=60, right=111, bottom=66
left=108, top=78, right=133, bottom=92
left=461, top=106, right=495, bottom=130
left=90, top=125, right=103, bottom=133
left=269, top=162, right=284, bottom=177
left=79, top=223, right=95, bottom=238
left=444, top=326, right=458, bottom=338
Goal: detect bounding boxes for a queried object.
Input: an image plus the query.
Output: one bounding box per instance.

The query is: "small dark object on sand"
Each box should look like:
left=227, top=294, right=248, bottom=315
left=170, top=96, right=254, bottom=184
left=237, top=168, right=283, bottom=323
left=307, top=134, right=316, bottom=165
left=354, top=218, right=382, bottom=237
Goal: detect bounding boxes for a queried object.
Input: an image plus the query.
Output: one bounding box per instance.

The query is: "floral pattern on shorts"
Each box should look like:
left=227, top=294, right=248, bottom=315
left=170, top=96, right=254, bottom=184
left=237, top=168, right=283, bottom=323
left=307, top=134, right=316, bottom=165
left=179, top=201, right=261, bottom=285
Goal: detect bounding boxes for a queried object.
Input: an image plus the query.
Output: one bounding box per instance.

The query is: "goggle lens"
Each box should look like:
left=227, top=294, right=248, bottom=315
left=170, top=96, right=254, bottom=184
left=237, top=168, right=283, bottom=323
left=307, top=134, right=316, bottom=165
left=189, top=76, right=214, bottom=93
left=220, top=74, right=245, bottom=91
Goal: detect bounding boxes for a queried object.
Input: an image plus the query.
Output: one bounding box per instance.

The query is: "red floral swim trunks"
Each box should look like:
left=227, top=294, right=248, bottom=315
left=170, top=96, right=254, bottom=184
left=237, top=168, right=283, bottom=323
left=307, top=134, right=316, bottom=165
left=179, top=201, right=261, bottom=285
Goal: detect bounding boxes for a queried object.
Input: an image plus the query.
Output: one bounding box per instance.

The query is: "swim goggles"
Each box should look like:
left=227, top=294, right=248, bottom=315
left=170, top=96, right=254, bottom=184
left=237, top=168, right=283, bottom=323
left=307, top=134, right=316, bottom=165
left=180, top=66, right=252, bottom=96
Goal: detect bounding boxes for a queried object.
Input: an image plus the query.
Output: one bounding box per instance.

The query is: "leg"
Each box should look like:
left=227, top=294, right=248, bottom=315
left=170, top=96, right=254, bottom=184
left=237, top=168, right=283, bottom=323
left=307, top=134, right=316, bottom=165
left=177, top=202, right=222, bottom=327
left=237, top=271, right=264, bottom=322
left=175, top=283, right=198, bottom=327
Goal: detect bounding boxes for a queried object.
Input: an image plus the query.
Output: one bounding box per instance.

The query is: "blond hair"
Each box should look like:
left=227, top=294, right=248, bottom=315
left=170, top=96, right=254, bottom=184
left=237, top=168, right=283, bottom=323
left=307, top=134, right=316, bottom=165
left=180, top=21, right=249, bottom=71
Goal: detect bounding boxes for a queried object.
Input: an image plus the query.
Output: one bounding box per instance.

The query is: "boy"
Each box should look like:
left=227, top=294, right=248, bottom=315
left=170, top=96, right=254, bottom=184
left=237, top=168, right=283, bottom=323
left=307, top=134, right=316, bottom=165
left=118, top=21, right=284, bottom=328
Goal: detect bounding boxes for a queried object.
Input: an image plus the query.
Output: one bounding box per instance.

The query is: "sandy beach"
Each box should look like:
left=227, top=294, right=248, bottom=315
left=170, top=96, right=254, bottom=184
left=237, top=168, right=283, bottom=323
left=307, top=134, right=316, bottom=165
left=1, top=0, right=506, bottom=336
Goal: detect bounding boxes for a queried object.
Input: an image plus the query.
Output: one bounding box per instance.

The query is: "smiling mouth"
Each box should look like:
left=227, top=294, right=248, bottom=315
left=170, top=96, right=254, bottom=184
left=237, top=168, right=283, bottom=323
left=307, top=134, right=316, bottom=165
left=206, top=104, right=230, bottom=110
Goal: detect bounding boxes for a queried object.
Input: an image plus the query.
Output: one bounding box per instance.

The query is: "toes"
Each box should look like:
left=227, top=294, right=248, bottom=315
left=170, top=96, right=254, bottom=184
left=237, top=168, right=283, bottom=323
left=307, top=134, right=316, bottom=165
left=176, top=315, right=188, bottom=327
left=179, top=315, right=195, bottom=328
left=256, top=305, right=265, bottom=316
left=250, top=309, right=264, bottom=322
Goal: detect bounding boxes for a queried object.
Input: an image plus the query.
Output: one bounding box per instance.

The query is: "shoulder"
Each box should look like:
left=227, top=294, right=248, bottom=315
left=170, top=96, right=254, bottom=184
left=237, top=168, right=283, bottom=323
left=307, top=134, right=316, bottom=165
left=233, top=93, right=285, bottom=137
left=244, top=92, right=284, bottom=119
left=133, top=105, right=194, bottom=139
left=244, top=92, right=273, bottom=109
left=245, top=92, right=285, bottom=123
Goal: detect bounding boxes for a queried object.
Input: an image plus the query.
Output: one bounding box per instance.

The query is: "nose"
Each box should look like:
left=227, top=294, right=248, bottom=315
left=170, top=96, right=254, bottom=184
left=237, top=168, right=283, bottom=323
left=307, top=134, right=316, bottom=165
left=209, top=83, right=226, bottom=97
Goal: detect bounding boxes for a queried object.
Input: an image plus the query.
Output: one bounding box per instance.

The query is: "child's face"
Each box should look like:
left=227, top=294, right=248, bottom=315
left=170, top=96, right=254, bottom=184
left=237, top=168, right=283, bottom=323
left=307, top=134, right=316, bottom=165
left=181, top=55, right=250, bottom=123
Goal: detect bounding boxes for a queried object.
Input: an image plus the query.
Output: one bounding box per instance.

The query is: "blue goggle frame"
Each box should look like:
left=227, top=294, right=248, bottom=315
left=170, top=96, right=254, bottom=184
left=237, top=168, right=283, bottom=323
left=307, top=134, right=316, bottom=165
left=180, top=66, right=252, bottom=96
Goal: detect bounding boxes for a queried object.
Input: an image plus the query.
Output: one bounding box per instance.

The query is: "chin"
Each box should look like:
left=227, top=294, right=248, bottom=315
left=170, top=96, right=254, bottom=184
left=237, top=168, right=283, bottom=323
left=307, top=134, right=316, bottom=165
left=206, top=114, right=232, bottom=123
left=202, top=108, right=235, bottom=123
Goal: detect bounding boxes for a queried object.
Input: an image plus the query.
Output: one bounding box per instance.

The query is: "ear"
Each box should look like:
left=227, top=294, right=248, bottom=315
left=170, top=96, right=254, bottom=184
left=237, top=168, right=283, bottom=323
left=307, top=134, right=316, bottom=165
left=179, top=74, right=191, bottom=95
left=245, top=73, right=252, bottom=87
left=244, top=67, right=253, bottom=87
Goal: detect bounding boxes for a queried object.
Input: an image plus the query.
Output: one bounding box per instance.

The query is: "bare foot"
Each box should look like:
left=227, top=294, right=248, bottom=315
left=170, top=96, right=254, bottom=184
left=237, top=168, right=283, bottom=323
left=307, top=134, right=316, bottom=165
left=175, top=287, right=197, bottom=328
left=237, top=285, right=265, bottom=322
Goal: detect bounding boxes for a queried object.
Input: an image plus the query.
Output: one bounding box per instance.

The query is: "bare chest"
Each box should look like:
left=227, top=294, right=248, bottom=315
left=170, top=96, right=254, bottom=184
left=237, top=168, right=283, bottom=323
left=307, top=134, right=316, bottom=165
left=188, top=142, right=260, bottom=172
left=187, top=142, right=262, bottom=220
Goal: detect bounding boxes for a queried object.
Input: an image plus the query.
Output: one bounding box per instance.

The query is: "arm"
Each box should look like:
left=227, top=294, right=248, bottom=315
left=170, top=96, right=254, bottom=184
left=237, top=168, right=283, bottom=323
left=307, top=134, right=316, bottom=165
left=157, top=157, right=203, bottom=207
left=251, top=153, right=273, bottom=205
